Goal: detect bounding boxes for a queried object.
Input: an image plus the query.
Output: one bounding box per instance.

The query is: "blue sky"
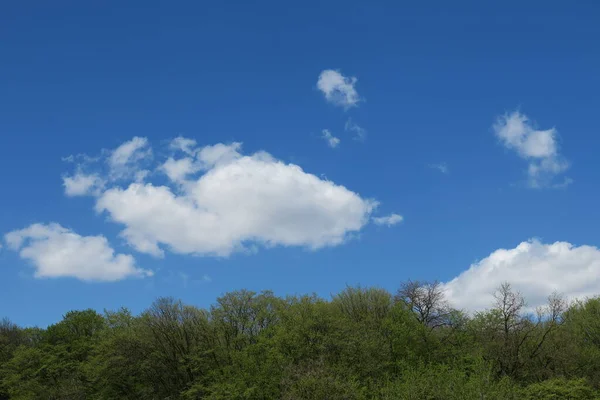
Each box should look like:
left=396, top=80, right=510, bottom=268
left=2, top=1, right=600, bottom=327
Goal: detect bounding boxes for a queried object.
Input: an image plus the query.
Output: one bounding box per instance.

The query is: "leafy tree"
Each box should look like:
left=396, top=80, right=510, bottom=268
left=562, top=297, right=600, bottom=387
left=2, top=310, right=104, bottom=400
left=0, top=319, right=24, bottom=400
left=85, top=308, right=156, bottom=399
left=2, top=283, right=598, bottom=399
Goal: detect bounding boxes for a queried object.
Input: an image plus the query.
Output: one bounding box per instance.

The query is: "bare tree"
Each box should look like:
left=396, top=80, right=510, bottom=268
left=477, top=282, right=566, bottom=380
left=494, top=282, right=526, bottom=340
left=395, top=280, right=453, bottom=330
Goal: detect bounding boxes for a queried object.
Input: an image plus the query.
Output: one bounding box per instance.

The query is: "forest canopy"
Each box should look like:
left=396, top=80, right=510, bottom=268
left=2, top=282, right=600, bottom=399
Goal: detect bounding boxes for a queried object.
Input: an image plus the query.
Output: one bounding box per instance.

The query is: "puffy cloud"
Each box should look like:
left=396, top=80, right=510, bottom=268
left=443, top=239, right=600, bottom=312
left=317, top=70, right=360, bottom=109
left=428, top=163, right=449, bottom=174
left=4, top=223, right=151, bottom=281
left=372, top=213, right=403, bottom=227
left=321, top=129, right=340, bottom=148
left=63, top=172, right=105, bottom=196
left=344, top=118, right=367, bottom=141
left=94, top=139, right=378, bottom=257
left=108, top=136, right=152, bottom=180
left=493, top=111, right=570, bottom=188
left=59, top=137, right=383, bottom=258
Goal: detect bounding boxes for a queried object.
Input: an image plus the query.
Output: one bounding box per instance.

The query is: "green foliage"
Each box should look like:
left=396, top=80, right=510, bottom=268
left=520, top=378, right=599, bottom=399
left=380, top=361, right=518, bottom=400
left=281, top=360, right=366, bottom=400
left=563, top=297, right=600, bottom=387
left=1, top=310, right=105, bottom=400
left=0, top=319, right=24, bottom=399
left=3, top=284, right=600, bottom=399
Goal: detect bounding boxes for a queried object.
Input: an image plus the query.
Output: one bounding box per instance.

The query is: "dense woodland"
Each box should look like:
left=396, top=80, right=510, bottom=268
left=2, top=282, right=600, bottom=399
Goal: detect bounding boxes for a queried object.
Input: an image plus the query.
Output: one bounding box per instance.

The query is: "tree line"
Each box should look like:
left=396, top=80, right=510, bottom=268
left=2, top=281, right=600, bottom=399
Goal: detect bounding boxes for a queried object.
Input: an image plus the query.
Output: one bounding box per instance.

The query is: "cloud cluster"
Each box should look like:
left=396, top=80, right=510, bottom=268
left=494, top=111, right=570, bottom=188
left=96, top=140, right=378, bottom=257
left=317, top=70, right=360, bottom=109
left=7, top=136, right=401, bottom=281
left=443, top=239, right=600, bottom=312
left=4, top=223, right=150, bottom=281
left=316, top=71, right=367, bottom=145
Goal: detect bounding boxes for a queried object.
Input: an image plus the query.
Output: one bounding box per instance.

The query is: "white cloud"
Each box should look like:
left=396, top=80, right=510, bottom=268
left=63, top=172, right=105, bottom=197
left=62, top=153, right=101, bottom=164
left=321, top=129, right=340, bottom=148
left=196, top=142, right=243, bottom=169
left=170, top=136, right=198, bottom=155
left=372, top=213, right=403, bottom=227
left=161, top=157, right=199, bottom=183
left=494, top=111, right=570, bottom=188
left=344, top=118, right=367, bottom=141
left=159, top=142, right=244, bottom=184
left=317, top=70, right=360, bottom=109
left=61, top=138, right=153, bottom=197
left=165, top=271, right=212, bottom=288
left=429, top=163, right=449, bottom=174
left=4, top=223, right=151, bottom=281
left=92, top=138, right=378, bottom=257
left=108, top=136, right=152, bottom=180
left=443, top=239, right=600, bottom=313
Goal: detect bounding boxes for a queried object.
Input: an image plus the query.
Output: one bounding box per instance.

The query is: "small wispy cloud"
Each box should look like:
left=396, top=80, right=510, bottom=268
left=428, top=162, right=449, bottom=174
left=345, top=118, right=367, bottom=141
left=108, top=136, right=153, bottom=180
left=321, top=129, right=341, bottom=148
left=170, top=136, right=198, bottom=155
left=493, top=111, right=570, bottom=189
left=551, top=177, right=574, bottom=189
left=372, top=213, right=403, bottom=227
left=317, top=69, right=361, bottom=109
left=178, top=272, right=190, bottom=288
left=168, top=272, right=212, bottom=288
left=61, top=137, right=153, bottom=197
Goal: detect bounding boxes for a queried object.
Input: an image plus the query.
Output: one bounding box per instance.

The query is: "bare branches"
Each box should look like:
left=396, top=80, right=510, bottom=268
left=477, top=283, right=568, bottom=380
left=395, top=280, right=453, bottom=330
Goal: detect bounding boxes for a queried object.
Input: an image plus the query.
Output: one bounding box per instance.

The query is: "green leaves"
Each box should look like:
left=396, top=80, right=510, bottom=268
left=521, top=378, right=598, bottom=400
left=3, top=286, right=600, bottom=399
left=379, top=361, right=519, bottom=400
